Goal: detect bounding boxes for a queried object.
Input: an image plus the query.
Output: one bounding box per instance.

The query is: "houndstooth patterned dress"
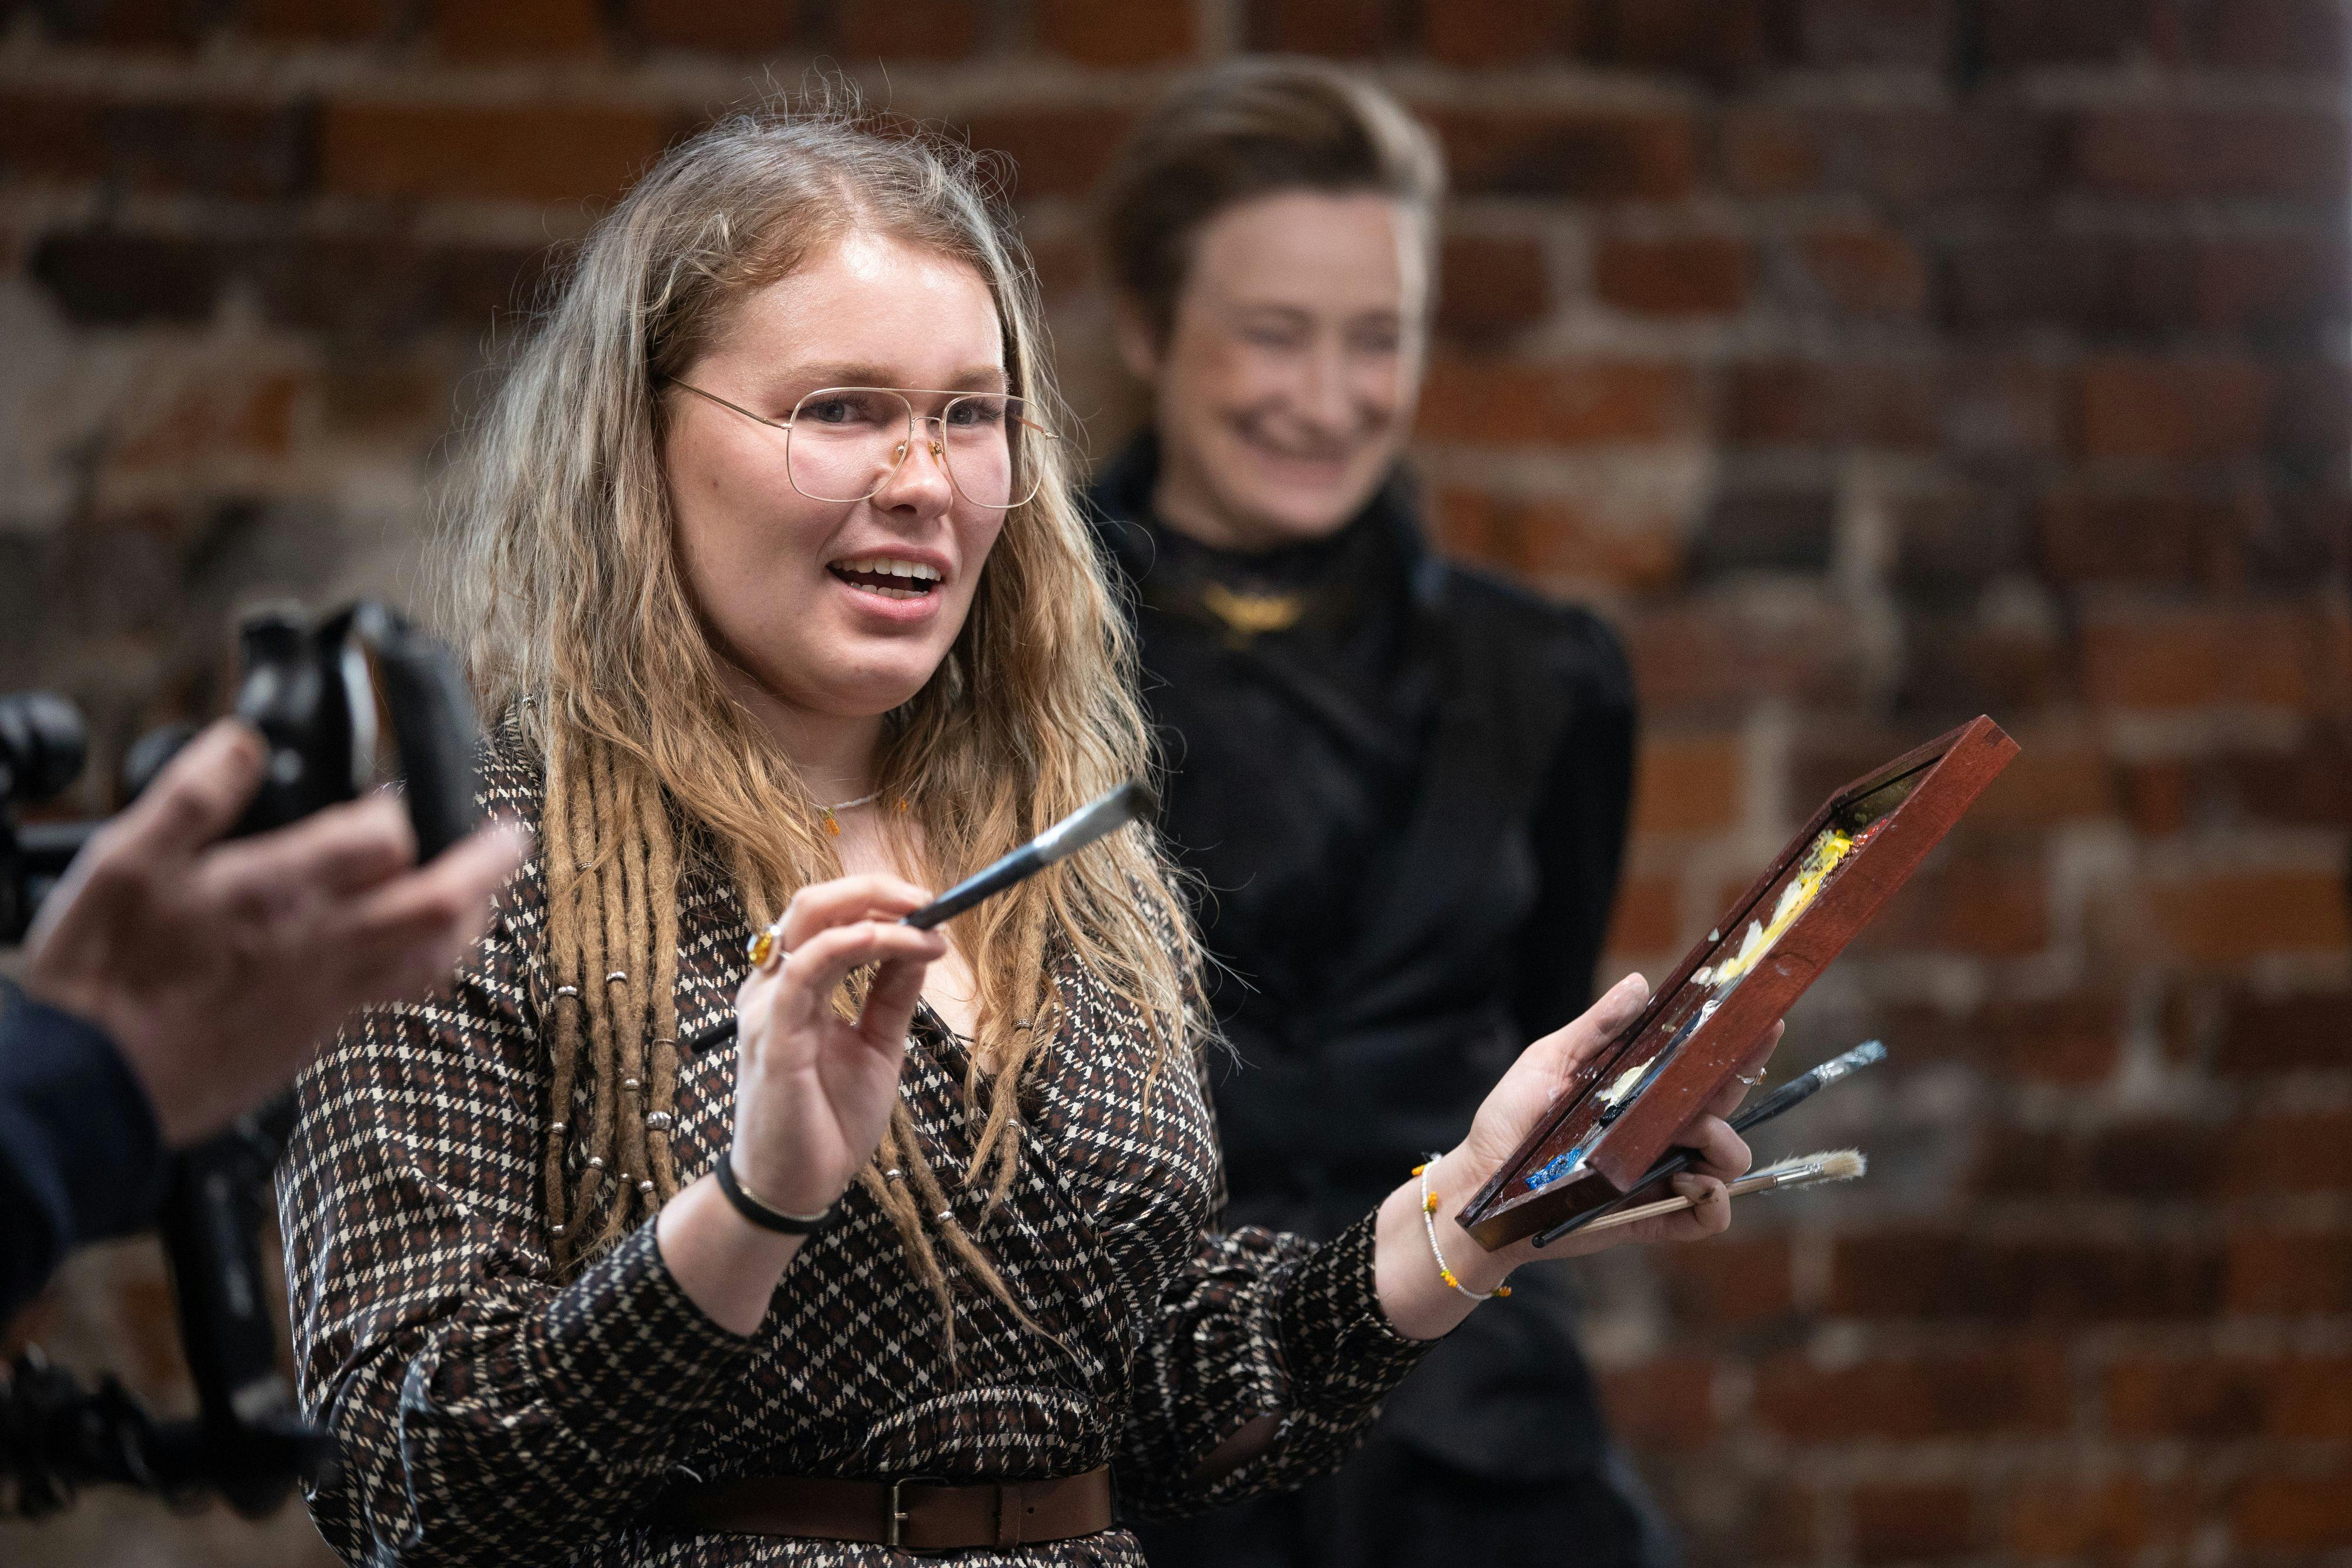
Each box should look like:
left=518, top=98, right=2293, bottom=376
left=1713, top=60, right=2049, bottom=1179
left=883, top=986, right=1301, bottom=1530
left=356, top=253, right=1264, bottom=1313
left=277, top=734, right=1433, bottom=1567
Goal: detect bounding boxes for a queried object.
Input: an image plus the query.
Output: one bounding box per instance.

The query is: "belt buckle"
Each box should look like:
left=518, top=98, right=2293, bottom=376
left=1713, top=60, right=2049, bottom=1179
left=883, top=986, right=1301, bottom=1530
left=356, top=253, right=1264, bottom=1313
left=886, top=1477, right=908, bottom=1548
left=884, top=1475, right=944, bottom=1547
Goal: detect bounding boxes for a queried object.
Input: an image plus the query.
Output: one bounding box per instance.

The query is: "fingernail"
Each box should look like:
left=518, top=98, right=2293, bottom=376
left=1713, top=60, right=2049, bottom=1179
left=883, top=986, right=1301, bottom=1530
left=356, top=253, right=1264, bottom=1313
left=1602, top=972, right=1649, bottom=1017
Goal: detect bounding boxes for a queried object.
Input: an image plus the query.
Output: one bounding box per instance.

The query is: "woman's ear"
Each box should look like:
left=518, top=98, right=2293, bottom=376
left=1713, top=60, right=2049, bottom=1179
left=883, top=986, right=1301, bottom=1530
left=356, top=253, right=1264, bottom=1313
left=1111, top=297, right=1162, bottom=385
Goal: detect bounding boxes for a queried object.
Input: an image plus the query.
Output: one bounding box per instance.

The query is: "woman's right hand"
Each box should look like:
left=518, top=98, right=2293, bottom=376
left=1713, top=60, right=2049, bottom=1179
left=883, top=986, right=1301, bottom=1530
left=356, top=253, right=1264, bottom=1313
left=662, top=874, right=943, bottom=1333
left=726, top=875, right=947, bottom=1218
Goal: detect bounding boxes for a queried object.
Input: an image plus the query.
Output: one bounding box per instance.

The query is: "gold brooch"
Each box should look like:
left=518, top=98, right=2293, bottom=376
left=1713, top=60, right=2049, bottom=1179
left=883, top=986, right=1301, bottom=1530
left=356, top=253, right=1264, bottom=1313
left=1198, top=581, right=1305, bottom=641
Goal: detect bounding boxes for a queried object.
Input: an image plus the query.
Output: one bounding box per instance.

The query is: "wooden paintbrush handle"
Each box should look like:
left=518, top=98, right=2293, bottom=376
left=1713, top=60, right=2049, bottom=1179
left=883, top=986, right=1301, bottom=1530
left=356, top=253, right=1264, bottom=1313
left=1579, top=1169, right=1785, bottom=1233
left=1576, top=1151, right=1865, bottom=1235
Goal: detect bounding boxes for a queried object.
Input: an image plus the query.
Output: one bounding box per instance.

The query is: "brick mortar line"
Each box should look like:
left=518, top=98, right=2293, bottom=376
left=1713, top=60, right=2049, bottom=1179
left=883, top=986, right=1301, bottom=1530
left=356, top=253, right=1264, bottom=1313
left=0, top=45, right=1216, bottom=103
left=1762, top=1201, right=2352, bottom=1241
left=1907, top=203, right=2352, bottom=238
left=1715, top=1435, right=2352, bottom=1484
left=0, top=48, right=1752, bottom=114
left=2078, top=1320, right=2352, bottom=1355
left=4, top=36, right=2346, bottom=108
left=1993, top=1072, right=2352, bottom=1119
left=1735, top=1341, right=2344, bottom=1388
left=1707, top=69, right=2351, bottom=113
left=0, top=192, right=614, bottom=248
left=2099, top=710, right=2348, bottom=760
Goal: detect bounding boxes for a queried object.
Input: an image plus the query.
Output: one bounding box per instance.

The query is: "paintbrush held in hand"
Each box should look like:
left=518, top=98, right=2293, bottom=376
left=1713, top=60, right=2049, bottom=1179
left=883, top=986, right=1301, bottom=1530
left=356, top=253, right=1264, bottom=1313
left=1575, top=1148, right=1867, bottom=1235
left=900, top=780, right=1155, bottom=931
left=692, top=783, right=1155, bottom=1056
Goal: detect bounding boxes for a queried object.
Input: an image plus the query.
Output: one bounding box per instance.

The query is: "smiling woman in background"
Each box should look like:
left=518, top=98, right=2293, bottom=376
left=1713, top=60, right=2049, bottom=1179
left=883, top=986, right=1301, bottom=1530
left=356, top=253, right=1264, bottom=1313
left=1088, top=61, right=1668, bottom=1568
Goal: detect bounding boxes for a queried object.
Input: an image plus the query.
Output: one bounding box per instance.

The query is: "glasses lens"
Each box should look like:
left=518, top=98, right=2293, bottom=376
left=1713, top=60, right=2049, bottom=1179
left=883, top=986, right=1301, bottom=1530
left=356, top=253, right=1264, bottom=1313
left=787, top=388, right=911, bottom=503
left=941, top=394, right=1043, bottom=510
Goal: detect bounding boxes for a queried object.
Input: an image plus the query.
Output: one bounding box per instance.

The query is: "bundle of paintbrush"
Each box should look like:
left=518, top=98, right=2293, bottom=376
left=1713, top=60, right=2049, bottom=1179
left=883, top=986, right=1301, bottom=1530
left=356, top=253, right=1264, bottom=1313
left=1534, top=1037, right=1886, bottom=1245
left=1576, top=1148, right=1867, bottom=1233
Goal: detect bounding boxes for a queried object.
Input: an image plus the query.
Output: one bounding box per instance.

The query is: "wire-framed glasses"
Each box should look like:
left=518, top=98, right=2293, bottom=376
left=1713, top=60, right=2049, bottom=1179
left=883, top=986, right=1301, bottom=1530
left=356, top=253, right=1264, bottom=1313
left=667, top=380, right=1055, bottom=510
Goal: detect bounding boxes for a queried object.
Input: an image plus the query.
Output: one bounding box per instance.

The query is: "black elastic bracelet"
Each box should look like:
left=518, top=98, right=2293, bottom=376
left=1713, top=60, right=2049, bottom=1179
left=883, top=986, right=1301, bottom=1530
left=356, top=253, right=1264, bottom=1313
left=713, top=1148, right=836, bottom=1235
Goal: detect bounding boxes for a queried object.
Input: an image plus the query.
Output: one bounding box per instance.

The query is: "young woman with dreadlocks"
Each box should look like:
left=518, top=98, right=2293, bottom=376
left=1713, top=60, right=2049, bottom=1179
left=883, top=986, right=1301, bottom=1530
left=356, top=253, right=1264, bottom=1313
left=276, top=102, right=1778, bottom=1568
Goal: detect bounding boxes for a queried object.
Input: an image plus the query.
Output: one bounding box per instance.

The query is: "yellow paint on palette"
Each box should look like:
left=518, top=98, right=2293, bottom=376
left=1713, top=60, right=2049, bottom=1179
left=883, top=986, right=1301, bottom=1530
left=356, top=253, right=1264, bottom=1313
left=1706, top=826, right=1857, bottom=991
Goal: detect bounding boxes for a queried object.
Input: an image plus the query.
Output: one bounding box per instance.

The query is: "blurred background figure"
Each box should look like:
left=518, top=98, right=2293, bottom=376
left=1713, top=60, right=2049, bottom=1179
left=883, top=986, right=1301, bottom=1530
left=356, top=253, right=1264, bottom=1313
left=4, top=5, right=2348, bottom=1565
left=1086, top=59, right=1661, bottom=1567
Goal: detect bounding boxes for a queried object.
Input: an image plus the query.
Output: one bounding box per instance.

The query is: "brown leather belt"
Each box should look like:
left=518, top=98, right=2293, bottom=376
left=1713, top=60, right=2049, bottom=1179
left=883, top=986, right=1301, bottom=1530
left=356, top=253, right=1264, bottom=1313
left=659, top=1466, right=1116, bottom=1550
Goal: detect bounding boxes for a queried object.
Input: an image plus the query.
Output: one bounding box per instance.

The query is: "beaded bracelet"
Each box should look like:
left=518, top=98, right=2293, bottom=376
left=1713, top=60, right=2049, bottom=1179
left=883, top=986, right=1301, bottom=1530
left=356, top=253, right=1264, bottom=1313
left=1414, top=1156, right=1510, bottom=1302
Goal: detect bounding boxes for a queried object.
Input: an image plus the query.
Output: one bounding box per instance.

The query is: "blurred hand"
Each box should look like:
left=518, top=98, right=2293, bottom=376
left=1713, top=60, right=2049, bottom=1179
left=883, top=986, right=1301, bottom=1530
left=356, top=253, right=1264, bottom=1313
left=20, top=719, right=528, bottom=1146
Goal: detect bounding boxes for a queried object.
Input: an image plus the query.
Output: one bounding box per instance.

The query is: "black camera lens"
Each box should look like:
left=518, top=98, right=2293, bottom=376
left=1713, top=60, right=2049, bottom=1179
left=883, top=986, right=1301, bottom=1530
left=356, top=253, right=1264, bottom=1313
left=0, top=691, right=86, bottom=808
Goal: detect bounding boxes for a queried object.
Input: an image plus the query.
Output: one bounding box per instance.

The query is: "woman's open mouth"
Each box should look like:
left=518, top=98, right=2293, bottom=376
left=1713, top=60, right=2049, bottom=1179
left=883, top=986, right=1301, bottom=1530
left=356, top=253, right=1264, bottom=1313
left=827, top=557, right=943, bottom=601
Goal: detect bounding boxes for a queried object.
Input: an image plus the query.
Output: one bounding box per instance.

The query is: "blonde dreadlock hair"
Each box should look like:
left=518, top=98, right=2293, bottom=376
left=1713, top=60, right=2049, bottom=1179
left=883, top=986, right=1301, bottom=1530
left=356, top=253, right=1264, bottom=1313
left=436, top=98, right=1199, bottom=1360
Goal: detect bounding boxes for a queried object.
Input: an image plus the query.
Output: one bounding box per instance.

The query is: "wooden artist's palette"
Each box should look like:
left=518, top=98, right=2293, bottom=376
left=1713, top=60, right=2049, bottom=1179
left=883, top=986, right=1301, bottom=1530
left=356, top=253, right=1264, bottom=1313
left=1456, top=716, right=2019, bottom=1251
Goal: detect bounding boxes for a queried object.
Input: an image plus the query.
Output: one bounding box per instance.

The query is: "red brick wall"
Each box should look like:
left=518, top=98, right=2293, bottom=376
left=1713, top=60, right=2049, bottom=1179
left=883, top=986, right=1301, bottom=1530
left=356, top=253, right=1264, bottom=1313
left=3, top=3, right=2348, bottom=1564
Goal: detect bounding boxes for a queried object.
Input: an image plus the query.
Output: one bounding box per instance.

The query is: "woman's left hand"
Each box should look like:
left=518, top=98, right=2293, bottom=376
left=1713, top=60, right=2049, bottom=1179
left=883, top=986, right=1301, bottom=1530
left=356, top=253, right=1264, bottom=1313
left=1374, top=972, right=1784, bottom=1340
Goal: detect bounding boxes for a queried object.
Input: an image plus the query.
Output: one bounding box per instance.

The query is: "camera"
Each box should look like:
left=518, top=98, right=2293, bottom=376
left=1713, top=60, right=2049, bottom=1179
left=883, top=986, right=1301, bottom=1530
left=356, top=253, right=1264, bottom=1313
left=0, top=601, right=480, bottom=1520
left=0, top=690, right=92, bottom=945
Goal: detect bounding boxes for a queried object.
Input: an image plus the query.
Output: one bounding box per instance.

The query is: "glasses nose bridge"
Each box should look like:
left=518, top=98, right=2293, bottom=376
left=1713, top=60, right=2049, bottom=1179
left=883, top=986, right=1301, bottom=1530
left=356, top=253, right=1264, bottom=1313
left=883, top=392, right=952, bottom=492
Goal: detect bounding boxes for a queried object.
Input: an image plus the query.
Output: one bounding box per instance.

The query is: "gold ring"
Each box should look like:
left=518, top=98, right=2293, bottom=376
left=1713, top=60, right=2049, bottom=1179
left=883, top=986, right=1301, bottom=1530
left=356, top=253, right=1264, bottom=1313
left=745, top=919, right=789, bottom=969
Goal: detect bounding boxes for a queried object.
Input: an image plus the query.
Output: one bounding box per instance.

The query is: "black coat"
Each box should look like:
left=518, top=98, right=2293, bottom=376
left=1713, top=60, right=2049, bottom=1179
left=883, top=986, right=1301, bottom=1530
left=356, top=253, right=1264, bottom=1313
left=0, top=985, right=167, bottom=1322
left=1089, top=437, right=1638, bottom=1480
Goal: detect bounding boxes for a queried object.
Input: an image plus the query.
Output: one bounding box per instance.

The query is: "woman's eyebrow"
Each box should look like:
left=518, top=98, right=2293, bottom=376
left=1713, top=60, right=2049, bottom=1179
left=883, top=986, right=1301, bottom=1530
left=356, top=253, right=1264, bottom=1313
left=766, top=361, right=893, bottom=389
left=763, top=362, right=1009, bottom=392
left=941, top=365, right=1011, bottom=393
left=1226, top=301, right=1315, bottom=321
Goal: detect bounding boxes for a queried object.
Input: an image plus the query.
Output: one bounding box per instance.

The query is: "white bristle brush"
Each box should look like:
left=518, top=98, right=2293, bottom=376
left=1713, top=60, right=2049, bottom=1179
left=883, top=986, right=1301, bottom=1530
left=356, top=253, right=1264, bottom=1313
left=1578, top=1148, right=1867, bottom=1234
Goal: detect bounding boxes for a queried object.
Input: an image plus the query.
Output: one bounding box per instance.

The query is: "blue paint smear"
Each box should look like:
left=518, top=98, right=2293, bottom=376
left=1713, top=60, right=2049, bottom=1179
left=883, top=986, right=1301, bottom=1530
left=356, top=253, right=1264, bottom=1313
left=1526, top=1142, right=1590, bottom=1191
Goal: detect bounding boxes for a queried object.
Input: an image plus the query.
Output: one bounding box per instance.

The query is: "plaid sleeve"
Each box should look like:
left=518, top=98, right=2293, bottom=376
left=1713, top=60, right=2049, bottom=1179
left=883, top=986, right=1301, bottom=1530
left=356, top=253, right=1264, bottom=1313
left=1117, top=1212, right=1431, bottom=1520
left=1112, top=1066, right=1433, bottom=1522
left=278, top=897, right=753, bottom=1566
